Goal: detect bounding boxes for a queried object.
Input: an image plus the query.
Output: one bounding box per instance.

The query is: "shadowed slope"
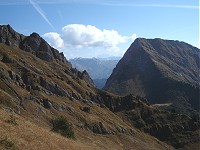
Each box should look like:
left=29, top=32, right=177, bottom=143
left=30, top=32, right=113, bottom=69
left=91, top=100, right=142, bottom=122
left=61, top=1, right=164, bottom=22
left=104, top=38, right=199, bottom=116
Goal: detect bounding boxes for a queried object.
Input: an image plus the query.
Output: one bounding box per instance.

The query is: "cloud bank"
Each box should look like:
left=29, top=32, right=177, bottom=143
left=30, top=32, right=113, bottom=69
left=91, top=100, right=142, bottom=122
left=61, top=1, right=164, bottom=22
left=43, top=24, right=136, bottom=58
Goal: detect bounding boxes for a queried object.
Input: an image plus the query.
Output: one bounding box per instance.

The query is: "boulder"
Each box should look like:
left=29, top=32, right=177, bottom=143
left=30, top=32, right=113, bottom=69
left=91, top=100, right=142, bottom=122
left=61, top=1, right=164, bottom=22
left=85, top=122, right=109, bottom=134
left=39, top=77, right=67, bottom=96
left=81, top=107, right=91, bottom=113
left=42, top=99, right=52, bottom=109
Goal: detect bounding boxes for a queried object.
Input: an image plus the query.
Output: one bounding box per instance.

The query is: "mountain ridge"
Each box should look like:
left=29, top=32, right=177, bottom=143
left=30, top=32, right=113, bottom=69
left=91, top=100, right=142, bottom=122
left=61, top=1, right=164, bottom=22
left=0, top=24, right=67, bottom=63
left=104, top=38, right=199, bottom=116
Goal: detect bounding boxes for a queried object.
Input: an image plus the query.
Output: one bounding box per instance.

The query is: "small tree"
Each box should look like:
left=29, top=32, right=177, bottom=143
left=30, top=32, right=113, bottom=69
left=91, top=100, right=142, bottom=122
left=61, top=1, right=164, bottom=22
left=51, top=116, right=75, bottom=139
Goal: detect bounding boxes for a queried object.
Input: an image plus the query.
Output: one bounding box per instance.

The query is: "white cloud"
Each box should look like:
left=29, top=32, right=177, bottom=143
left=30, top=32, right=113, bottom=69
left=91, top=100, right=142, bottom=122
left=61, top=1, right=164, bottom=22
left=43, top=24, right=136, bottom=58
left=60, top=24, right=132, bottom=49
left=44, top=24, right=136, bottom=49
left=43, top=32, right=64, bottom=48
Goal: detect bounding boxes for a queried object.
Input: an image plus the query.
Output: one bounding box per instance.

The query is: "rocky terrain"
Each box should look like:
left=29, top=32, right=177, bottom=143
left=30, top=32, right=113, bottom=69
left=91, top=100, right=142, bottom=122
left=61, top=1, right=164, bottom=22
left=104, top=38, right=199, bottom=117
left=70, top=57, right=119, bottom=88
left=0, top=25, right=199, bottom=150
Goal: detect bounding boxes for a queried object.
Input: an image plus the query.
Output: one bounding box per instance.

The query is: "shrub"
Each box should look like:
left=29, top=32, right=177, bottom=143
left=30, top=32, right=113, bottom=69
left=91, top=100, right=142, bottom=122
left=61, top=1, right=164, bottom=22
left=51, top=116, right=75, bottom=139
left=0, top=137, right=18, bottom=150
left=6, top=115, right=17, bottom=125
left=170, top=109, right=176, bottom=113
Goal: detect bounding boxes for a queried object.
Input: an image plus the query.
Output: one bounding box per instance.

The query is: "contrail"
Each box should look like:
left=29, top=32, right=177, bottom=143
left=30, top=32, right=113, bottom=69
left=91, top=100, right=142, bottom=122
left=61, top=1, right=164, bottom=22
left=97, top=2, right=199, bottom=9
left=29, top=0, right=55, bottom=30
left=1, top=0, right=199, bottom=9
left=150, top=4, right=199, bottom=9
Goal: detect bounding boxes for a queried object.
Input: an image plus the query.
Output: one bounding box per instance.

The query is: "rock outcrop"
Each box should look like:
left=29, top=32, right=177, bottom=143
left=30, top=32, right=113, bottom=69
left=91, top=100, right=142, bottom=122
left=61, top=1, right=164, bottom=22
left=118, top=95, right=200, bottom=149
left=79, top=70, right=94, bottom=86
left=0, top=25, right=94, bottom=95
left=0, top=24, right=25, bottom=48
left=0, top=25, right=67, bottom=63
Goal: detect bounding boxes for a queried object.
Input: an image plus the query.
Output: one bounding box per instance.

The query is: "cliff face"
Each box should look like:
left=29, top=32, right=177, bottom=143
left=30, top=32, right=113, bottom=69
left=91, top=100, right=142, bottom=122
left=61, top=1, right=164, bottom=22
left=104, top=38, right=199, bottom=115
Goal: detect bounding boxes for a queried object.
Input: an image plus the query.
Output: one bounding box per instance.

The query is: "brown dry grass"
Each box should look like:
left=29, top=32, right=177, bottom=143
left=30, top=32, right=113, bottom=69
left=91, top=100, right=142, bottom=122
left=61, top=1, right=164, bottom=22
left=0, top=109, right=94, bottom=150
left=0, top=43, right=171, bottom=150
left=0, top=108, right=170, bottom=150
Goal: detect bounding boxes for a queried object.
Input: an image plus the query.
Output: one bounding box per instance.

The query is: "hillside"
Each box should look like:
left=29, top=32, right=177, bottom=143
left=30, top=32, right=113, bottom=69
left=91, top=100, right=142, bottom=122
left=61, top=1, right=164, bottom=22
left=0, top=25, right=199, bottom=150
left=104, top=38, right=199, bottom=116
left=69, top=58, right=119, bottom=88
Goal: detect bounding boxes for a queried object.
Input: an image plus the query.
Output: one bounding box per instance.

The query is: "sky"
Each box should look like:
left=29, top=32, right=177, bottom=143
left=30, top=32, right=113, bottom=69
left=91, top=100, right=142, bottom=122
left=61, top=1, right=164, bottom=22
left=0, top=0, right=199, bottom=59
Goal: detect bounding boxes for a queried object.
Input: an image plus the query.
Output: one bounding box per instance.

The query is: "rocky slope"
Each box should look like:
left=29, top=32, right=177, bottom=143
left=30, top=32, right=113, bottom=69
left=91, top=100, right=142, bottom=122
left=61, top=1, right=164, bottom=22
left=104, top=38, right=199, bottom=116
left=0, top=25, right=199, bottom=150
left=115, top=95, right=199, bottom=149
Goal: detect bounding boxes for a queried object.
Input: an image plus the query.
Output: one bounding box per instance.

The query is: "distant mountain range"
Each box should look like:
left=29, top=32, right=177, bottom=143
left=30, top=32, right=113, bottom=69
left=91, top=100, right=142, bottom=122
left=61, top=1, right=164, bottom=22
left=104, top=38, right=199, bottom=117
left=69, top=57, right=120, bottom=88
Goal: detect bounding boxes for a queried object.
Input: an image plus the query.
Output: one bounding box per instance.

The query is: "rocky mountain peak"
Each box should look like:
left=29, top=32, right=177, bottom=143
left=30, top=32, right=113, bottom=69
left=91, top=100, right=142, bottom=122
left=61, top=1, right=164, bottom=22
left=0, top=24, right=94, bottom=87
left=19, top=32, right=55, bottom=61
left=130, top=38, right=152, bottom=49
left=0, top=24, right=25, bottom=47
left=104, top=38, right=199, bottom=116
left=30, top=32, right=41, bottom=39
left=0, top=24, right=67, bottom=63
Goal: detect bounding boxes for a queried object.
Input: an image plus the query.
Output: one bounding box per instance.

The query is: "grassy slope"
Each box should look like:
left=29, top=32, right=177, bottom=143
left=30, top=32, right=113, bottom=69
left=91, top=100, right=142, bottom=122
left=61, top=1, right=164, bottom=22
left=0, top=101, right=169, bottom=150
left=0, top=44, right=170, bottom=150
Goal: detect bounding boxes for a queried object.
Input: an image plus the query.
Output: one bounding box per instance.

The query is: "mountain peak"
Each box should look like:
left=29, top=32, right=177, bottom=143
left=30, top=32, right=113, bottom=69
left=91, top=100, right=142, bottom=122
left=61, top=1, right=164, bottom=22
left=104, top=38, right=199, bottom=116
left=0, top=24, right=25, bottom=48
left=30, top=32, right=41, bottom=39
left=1, top=24, right=14, bottom=31
left=131, top=38, right=148, bottom=46
left=0, top=24, right=67, bottom=63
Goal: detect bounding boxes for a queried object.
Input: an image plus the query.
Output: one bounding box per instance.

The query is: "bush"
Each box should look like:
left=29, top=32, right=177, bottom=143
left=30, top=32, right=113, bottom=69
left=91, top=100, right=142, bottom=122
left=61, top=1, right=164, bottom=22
left=0, top=137, right=18, bottom=150
left=51, top=116, right=75, bottom=139
left=170, top=109, right=176, bottom=113
left=6, top=115, right=17, bottom=125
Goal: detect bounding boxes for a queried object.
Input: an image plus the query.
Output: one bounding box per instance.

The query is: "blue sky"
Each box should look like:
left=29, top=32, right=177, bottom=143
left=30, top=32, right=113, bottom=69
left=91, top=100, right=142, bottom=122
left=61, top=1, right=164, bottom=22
left=0, top=0, right=199, bottom=58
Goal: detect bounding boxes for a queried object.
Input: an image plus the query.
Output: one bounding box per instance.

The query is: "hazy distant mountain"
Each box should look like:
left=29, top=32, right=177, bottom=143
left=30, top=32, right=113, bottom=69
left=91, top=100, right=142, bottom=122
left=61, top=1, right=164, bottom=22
left=69, top=57, right=120, bottom=88
left=104, top=38, right=199, bottom=116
